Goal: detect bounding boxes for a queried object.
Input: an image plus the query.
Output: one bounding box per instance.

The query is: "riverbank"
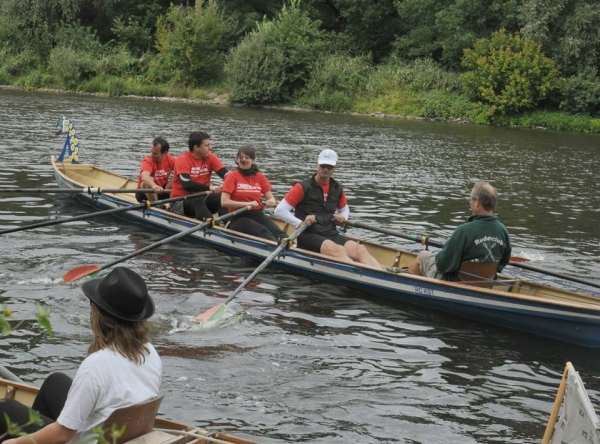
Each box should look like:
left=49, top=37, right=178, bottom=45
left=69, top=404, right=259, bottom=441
left=3, top=82, right=600, bottom=134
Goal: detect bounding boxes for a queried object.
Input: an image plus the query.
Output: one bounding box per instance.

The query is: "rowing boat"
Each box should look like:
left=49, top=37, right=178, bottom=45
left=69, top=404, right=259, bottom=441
left=48, top=153, right=600, bottom=348
left=0, top=377, right=257, bottom=443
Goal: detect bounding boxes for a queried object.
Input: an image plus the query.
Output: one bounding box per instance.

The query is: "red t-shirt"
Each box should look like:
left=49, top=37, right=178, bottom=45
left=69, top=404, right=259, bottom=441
left=222, top=169, right=272, bottom=212
left=170, top=151, right=225, bottom=198
left=284, top=182, right=347, bottom=208
left=136, top=154, right=175, bottom=188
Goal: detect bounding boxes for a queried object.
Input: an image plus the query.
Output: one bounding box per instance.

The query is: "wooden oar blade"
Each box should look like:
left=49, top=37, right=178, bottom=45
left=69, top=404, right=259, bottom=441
left=194, top=303, right=226, bottom=323
left=63, top=265, right=101, bottom=283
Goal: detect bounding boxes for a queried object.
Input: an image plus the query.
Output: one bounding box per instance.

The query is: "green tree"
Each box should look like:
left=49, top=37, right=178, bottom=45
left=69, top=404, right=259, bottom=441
left=153, top=0, right=239, bottom=85
left=225, top=0, right=325, bottom=103
left=559, top=67, right=600, bottom=114
left=310, top=0, right=399, bottom=63
left=461, top=29, right=560, bottom=115
left=520, top=0, right=600, bottom=76
left=393, top=0, right=520, bottom=68
left=224, top=30, right=287, bottom=103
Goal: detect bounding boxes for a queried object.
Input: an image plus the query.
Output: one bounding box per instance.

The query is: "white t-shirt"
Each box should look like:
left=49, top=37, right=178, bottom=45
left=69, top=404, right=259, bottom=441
left=57, top=343, right=162, bottom=444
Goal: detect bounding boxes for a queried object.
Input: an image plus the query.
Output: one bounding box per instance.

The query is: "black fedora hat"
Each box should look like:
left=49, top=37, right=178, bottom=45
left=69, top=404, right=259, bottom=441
left=82, top=267, right=154, bottom=321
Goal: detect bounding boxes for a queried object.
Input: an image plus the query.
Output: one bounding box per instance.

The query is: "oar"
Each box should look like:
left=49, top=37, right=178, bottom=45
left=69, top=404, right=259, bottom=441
left=0, top=192, right=209, bottom=235
left=0, top=362, right=24, bottom=383
left=507, top=261, right=600, bottom=290
left=344, top=219, right=444, bottom=248
left=0, top=187, right=160, bottom=194
left=63, top=205, right=254, bottom=283
left=344, top=219, right=529, bottom=263
left=194, top=220, right=313, bottom=323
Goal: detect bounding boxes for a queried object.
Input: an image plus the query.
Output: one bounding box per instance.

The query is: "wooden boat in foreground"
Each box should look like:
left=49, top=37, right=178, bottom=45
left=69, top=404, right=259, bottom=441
left=48, top=154, right=600, bottom=348
left=0, top=377, right=257, bottom=444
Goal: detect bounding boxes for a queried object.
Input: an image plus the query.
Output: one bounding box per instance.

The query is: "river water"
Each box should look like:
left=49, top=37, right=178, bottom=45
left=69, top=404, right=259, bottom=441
left=1, top=88, right=599, bottom=443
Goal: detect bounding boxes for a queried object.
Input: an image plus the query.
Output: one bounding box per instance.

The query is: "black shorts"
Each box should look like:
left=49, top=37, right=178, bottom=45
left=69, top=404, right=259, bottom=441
left=297, top=231, right=348, bottom=253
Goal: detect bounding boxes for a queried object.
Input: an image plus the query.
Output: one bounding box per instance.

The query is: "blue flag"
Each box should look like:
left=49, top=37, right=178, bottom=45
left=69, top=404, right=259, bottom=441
left=55, top=116, right=80, bottom=164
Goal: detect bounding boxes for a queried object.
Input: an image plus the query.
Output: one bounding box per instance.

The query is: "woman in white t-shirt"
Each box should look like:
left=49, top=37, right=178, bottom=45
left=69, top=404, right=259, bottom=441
left=0, top=267, right=162, bottom=444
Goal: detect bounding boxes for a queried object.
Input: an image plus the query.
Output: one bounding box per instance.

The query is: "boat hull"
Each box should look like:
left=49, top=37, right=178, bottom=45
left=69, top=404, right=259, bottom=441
left=52, top=157, right=600, bottom=348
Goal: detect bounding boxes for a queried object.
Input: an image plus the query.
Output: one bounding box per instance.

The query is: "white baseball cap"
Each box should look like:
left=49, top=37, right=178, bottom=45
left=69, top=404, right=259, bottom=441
left=317, top=149, right=338, bottom=166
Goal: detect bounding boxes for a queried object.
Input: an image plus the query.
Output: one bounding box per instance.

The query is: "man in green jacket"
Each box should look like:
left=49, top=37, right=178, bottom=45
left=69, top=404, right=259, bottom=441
left=408, top=182, right=512, bottom=281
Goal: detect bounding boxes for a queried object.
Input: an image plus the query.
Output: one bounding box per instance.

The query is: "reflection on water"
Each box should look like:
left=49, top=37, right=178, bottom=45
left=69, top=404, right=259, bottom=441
left=1, top=89, right=600, bottom=443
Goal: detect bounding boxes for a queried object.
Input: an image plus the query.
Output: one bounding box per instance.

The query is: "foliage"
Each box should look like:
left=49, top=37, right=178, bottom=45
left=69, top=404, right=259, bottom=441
left=393, top=0, right=520, bottom=68
left=225, top=0, right=325, bottom=104
left=494, top=110, right=600, bottom=132
left=312, top=0, right=399, bottom=63
left=54, top=22, right=104, bottom=55
left=48, top=45, right=95, bottom=84
left=2, top=409, right=44, bottom=439
left=461, top=29, right=560, bottom=115
left=224, top=30, right=287, bottom=103
left=112, top=18, right=152, bottom=57
left=559, top=68, right=600, bottom=115
left=299, top=53, right=371, bottom=111
left=1, top=303, right=52, bottom=337
left=153, top=0, right=239, bottom=86
left=0, top=51, right=42, bottom=77
left=519, top=0, right=600, bottom=76
left=366, top=56, right=462, bottom=95
left=418, top=90, right=488, bottom=122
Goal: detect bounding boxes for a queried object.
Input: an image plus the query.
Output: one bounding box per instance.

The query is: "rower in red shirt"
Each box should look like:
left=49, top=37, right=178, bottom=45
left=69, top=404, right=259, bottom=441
left=170, top=131, right=228, bottom=220
left=221, top=145, right=286, bottom=242
left=136, top=137, right=174, bottom=203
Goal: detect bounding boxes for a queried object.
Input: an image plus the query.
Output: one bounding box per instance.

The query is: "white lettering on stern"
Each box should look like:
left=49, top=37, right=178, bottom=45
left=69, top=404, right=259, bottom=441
left=414, top=286, right=434, bottom=296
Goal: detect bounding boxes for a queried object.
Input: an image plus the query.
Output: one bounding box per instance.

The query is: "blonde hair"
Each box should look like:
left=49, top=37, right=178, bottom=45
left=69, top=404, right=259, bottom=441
left=88, top=303, right=150, bottom=364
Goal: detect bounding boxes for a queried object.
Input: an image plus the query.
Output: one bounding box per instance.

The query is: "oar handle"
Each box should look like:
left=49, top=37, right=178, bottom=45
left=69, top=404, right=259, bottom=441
left=0, top=191, right=209, bottom=235
left=344, top=220, right=444, bottom=248
left=98, top=205, right=254, bottom=272
left=223, top=220, right=313, bottom=305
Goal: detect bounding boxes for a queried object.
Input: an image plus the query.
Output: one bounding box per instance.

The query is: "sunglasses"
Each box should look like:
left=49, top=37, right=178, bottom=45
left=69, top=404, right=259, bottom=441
left=319, top=164, right=335, bottom=170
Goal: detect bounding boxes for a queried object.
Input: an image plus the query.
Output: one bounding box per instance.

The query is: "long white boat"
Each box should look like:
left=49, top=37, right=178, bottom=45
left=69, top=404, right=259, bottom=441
left=48, top=152, right=600, bottom=348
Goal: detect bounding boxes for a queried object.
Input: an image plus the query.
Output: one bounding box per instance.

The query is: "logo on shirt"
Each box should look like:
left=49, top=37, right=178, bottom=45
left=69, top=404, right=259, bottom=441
left=191, top=165, right=209, bottom=177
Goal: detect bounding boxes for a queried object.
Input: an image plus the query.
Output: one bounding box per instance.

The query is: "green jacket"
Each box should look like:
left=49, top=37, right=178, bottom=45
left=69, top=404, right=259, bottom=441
left=435, top=215, right=512, bottom=281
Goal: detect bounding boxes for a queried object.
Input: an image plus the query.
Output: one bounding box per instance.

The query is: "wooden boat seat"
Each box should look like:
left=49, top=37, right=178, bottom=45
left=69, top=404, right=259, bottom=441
left=457, top=261, right=499, bottom=287
left=102, top=394, right=164, bottom=444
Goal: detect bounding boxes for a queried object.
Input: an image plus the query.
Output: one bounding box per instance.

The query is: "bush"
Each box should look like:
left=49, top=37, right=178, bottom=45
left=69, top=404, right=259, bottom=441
left=559, top=67, right=600, bottom=115
left=461, top=30, right=560, bottom=116
left=154, top=0, right=238, bottom=86
left=54, top=22, right=104, bottom=56
left=0, top=50, right=41, bottom=76
left=366, top=56, right=461, bottom=95
left=48, top=46, right=98, bottom=84
left=112, top=18, right=153, bottom=57
left=224, top=0, right=325, bottom=104
left=300, top=53, right=371, bottom=111
left=419, top=90, right=487, bottom=122
left=16, top=71, right=55, bottom=90
left=224, top=30, right=287, bottom=103
left=96, top=45, right=146, bottom=78
left=494, top=110, right=595, bottom=132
